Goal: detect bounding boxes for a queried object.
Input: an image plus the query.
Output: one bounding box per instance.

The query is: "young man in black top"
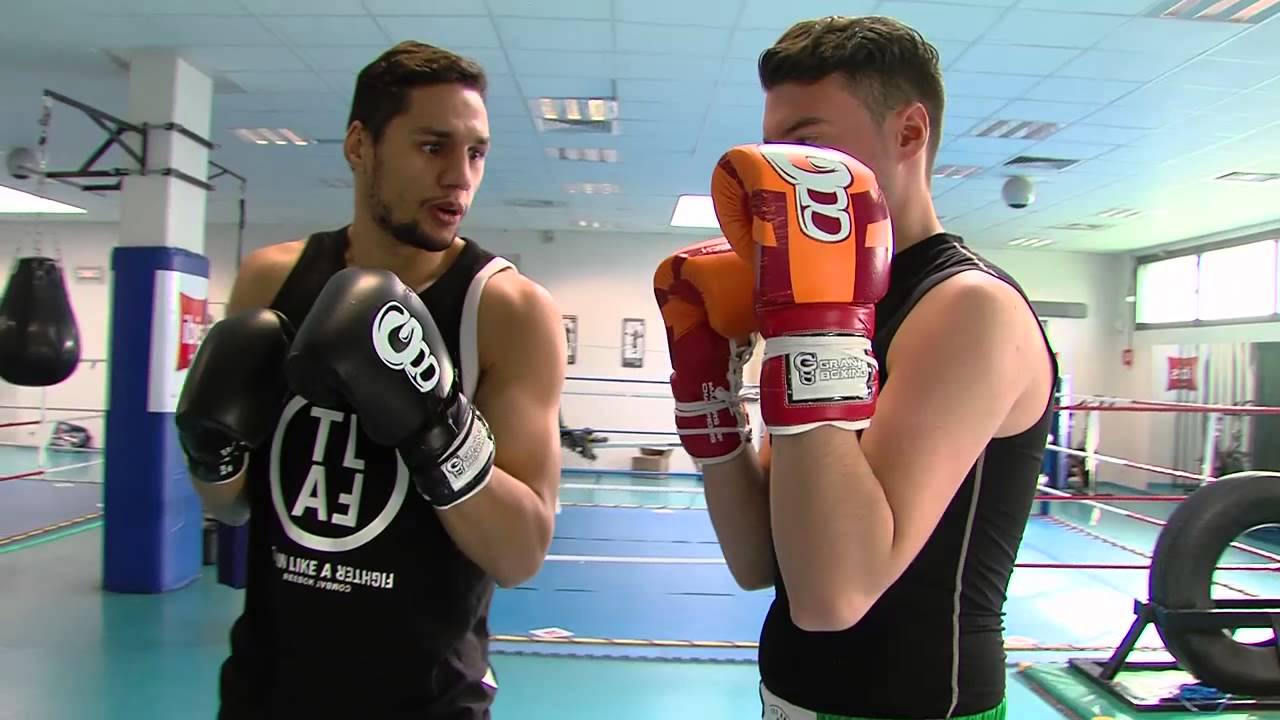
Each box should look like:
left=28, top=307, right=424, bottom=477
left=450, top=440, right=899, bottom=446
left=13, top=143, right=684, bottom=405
left=662, top=16, right=1059, bottom=720
left=176, top=41, right=565, bottom=719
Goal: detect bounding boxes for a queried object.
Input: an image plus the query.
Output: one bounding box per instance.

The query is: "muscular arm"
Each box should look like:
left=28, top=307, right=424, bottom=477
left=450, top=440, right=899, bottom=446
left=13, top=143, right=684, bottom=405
left=190, top=242, right=299, bottom=525
left=769, top=273, right=1047, bottom=631
left=436, top=271, right=566, bottom=587
left=701, top=437, right=774, bottom=590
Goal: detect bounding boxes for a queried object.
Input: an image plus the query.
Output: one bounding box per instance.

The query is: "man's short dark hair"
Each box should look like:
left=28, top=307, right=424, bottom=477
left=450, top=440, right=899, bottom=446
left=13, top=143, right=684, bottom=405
left=758, top=16, right=945, bottom=169
left=348, top=41, right=488, bottom=144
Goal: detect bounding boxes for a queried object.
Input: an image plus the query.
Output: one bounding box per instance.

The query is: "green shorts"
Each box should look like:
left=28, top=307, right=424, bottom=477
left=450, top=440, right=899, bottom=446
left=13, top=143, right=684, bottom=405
left=761, top=683, right=1007, bottom=720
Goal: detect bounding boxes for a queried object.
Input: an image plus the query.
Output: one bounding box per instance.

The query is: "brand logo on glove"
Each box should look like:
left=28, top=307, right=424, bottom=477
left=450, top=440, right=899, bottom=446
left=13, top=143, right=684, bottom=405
left=372, top=301, right=441, bottom=393
left=760, top=145, right=854, bottom=244
left=787, top=346, right=874, bottom=403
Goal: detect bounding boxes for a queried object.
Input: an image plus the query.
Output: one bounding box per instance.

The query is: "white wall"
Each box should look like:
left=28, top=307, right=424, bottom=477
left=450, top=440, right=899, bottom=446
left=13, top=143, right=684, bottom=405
left=0, top=219, right=1132, bottom=481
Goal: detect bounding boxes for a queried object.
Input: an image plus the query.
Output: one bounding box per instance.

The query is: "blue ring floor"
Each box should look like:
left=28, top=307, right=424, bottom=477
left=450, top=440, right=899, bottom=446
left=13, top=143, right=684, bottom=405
left=6, top=457, right=1280, bottom=719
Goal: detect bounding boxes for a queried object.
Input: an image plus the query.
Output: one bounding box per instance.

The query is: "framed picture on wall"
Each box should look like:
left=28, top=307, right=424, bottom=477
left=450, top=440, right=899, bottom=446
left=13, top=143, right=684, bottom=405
left=562, top=315, right=578, bottom=365
left=621, top=318, right=645, bottom=368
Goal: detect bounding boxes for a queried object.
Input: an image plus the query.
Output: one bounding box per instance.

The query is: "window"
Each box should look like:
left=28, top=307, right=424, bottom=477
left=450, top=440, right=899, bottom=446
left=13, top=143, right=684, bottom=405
left=1198, top=239, right=1277, bottom=321
left=1136, top=255, right=1200, bottom=325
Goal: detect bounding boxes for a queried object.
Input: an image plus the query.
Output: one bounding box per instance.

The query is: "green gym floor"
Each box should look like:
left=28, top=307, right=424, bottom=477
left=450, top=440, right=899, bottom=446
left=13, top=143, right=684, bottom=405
left=4, top=445, right=1280, bottom=719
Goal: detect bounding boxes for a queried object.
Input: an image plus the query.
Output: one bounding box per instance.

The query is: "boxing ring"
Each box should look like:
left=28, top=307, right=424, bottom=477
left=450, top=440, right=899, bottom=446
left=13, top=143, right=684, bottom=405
left=517, top=375, right=1280, bottom=715
left=0, top=401, right=105, bottom=552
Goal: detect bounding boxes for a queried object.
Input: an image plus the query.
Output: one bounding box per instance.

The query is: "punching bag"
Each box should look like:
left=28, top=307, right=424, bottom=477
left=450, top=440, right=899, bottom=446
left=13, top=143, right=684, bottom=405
left=0, top=257, right=81, bottom=386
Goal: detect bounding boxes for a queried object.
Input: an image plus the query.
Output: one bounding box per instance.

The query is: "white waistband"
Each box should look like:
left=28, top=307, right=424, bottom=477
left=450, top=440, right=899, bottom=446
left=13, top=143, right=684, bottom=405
left=761, top=683, right=818, bottom=720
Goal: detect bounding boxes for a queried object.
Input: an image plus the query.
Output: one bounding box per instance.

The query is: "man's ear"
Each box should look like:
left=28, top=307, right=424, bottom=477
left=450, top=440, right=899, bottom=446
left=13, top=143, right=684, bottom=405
left=896, top=102, right=931, bottom=164
left=343, top=121, right=367, bottom=172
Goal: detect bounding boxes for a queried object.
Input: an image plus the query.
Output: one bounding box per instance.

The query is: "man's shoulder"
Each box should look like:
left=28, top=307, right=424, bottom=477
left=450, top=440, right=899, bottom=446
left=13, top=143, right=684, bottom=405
left=228, top=238, right=310, bottom=312
left=479, top=267, right=556, bottom=322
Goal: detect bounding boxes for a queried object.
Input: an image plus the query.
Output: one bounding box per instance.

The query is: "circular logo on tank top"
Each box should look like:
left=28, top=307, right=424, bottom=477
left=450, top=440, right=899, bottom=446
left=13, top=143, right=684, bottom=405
left=269, top=395, right=410, bottom=553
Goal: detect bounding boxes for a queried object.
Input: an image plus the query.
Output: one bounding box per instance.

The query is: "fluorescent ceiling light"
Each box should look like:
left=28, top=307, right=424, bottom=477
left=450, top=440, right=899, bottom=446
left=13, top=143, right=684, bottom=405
left=1007, top=237, right=1053, bottom=248
left=232, top=127, right=312, bottom=146
left=670, top=194, right=720, bottom=229
left=0, top=185, right=86, bottom=214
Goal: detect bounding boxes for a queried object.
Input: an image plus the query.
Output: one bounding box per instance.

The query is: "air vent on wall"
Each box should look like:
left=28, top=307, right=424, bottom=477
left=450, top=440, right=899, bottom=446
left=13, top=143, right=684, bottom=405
left=547, top=147, right=619, bottom=163
left=233, top=128, right=312, bottom=146
left=972, top=119, right=1061, bottom=141
left=1149, top=0, right=1280, bottom=24
left=505, top=198, right=567, bottom=209
left=1217, top=171, right=1280, bottom=182
left=1097, top=207, right=1143, bottom=219
left=565, top=183, right=619, bottom=195
left=1004, top=155, right=1080, bottom=171
left=933, top=164, right=984, bottom=179
left=534, top=97, right=619, bottom=134
left=1008, top=237, right=1053, bottom=248
left=1048, top=222, right=1108, bottom=231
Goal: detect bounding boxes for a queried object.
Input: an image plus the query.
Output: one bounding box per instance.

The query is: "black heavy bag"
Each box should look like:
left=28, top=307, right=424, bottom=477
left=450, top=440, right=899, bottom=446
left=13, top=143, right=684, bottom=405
left=0, top=257, right=81, bottom=387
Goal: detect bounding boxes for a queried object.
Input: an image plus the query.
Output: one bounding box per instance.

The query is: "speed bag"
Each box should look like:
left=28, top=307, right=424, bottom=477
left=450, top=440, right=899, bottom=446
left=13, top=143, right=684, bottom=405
left=0, top=256, right=81, bottom=387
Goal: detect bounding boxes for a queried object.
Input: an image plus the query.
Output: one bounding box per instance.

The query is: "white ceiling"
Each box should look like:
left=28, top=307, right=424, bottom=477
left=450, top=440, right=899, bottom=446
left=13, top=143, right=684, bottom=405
left=1, top=0, right=1280, bottom=253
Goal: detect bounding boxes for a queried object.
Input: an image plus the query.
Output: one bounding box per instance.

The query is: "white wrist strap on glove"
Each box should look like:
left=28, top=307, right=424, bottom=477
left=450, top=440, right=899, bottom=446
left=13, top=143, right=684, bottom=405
left=761, top=334, right=877, bottom=405
left=433, top=411, right=496, bottom=509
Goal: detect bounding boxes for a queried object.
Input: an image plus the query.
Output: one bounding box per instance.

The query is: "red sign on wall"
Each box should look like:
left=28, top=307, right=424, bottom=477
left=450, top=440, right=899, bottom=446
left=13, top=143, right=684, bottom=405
left=1167, top=355, right=1198, bottom=391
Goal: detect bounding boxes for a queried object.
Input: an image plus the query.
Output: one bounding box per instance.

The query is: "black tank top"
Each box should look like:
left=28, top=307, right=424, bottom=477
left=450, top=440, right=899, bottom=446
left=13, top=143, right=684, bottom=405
left=757, top=233, right=1059, bottom=718
left=218, top=227, right=511, bottom=720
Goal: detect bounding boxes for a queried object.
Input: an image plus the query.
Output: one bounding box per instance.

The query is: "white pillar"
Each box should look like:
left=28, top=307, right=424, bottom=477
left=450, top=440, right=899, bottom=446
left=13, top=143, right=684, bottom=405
left=119, top=52, right=213, bottom=254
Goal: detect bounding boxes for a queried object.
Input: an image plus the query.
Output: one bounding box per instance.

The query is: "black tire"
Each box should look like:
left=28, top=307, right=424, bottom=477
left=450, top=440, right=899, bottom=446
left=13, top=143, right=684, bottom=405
left=1149, top=471, right=1280, bottom=696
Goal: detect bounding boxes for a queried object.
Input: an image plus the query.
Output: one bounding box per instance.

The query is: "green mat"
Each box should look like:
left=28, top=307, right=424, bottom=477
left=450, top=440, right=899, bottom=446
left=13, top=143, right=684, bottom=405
left=1018, top=662, right=1280, bottom=719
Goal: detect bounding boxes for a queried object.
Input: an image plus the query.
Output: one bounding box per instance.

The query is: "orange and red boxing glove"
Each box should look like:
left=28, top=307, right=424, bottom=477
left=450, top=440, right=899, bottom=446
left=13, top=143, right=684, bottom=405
left=655, top=143, right=892, bottom=461
left=654, top=238, right=758, bottom=464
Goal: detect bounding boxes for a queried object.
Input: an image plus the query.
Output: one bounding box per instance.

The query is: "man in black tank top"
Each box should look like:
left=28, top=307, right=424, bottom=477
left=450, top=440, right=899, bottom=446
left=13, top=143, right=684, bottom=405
left=176, top=42, right=566, bottom=719
left=681, top=17, right=1059, bottom=719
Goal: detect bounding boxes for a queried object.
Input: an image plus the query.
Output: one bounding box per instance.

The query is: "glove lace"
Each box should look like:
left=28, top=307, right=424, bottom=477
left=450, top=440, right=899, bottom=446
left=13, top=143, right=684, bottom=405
left=673, top=335, right=756, bottom=439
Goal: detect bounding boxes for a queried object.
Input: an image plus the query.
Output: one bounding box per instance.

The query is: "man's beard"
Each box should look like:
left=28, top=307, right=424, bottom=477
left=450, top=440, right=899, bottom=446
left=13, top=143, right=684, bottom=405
left=368, top=157, right=452, bottom=252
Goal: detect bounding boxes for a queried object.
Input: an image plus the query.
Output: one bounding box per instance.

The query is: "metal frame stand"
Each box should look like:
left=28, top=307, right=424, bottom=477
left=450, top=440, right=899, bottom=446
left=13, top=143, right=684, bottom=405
left=1067, top=598, right=1280, bottom=712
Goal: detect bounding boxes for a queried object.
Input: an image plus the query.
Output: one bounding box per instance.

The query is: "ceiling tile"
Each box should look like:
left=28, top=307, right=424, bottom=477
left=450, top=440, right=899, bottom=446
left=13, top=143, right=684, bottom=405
left=944, top=136, right=1038, bottom=155
left=95, top=0, right=247, bottom=13
left=1025, top=77, right=1143, bottom=105
left=1014, top=0, right=1155, bottom=13
left=183, top=46, right=308, bottom=74
left=506, top=50, right=616, bottom=78
left=362, top=0, right=486, bottom=13
left=952, top=45, right=1080, bottom=76
left=1022, top=139, right=1116, bottom=162
left=946, top=95, right=1010, bottom=118
left=375, top=16, right=501, bottom=48
left=615, top=0, right=740, bottom=26
left=1055, top=49, right=1188, bottom=82
left=482, top=74, right=523, bottom=99
left=293, top=46, right=393, bottom=72
left=982, top=9, right=1129, bottom=48
left=260, top=15, right=387, bottom=46
left=616, top=54, right=722, bottom=81
left=487, top=0, right=610, bottom=19
left=738, top=0, right=878, bottom=29
left=1051, top=123, right=1150, bottom=145
left=1096, top=16, right=1249, bottom=55
left=1083, top=105, right=1194, bottom=130
left=227, top=70, right=331, bottom=94
left=995, top=100, right=1100, bottom=124
left=495, top=18, right=612, bottom=51
left=876, top=1, right=1006, bottom=42
left=1110, top=82, right=1237, bottom=114
left=622, top=78, right=718, bottom=104
left=943, top=72, right=1042, bottom=100
left=616, top=23, right=731, bottom=55
left=626, top=101, right=708, bottom=122
left=715, top=81, right=765, bottom=110
left=1208, top=22, right=1280, bottom=63
left=1160, top=58, right=1280, bottom=91
left=136, top=15, right=279, bottom=45
left=242, top=0, right=367, bottom=14
left=516, top=77, right=615, bottom=99
left=728, top=28, right=781, bottom=58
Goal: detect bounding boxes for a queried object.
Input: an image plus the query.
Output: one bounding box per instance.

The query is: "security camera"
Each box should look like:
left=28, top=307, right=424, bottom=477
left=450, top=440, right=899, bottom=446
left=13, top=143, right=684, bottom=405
left=1002, top=176, right=1035, bottom=209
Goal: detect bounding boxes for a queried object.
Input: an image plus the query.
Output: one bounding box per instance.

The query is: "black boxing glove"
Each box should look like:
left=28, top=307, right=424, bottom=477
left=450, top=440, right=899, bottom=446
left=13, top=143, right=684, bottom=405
left=176, top=309, right=295, bottom=484
left=283, top=267, right=496, bottom=509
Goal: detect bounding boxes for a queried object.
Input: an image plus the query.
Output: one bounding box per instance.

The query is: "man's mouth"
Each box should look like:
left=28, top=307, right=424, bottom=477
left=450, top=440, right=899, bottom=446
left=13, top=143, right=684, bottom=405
left=429, top=201, right=464, bottom=224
